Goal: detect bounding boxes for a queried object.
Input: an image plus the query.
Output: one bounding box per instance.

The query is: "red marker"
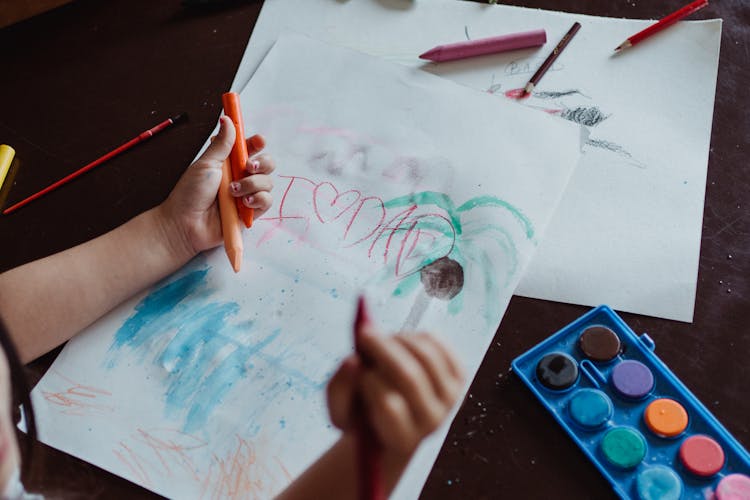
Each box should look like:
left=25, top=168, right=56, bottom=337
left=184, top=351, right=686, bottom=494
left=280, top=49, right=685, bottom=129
left=353, top=296, right=385, bottom=500
left=614, top=0, right=709, bottom=52
left=3, top=114, right=186, bottom=215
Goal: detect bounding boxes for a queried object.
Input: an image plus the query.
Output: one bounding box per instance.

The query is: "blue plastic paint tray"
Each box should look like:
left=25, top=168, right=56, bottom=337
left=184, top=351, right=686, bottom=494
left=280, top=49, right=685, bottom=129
left=512, top=305, right=750, bottom=499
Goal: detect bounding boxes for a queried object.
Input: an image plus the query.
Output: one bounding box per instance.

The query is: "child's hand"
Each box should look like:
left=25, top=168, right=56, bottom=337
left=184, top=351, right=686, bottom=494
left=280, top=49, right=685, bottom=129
left=158, top=115, right=275, bottom=256
left=327, top=330, right=465, bottom=458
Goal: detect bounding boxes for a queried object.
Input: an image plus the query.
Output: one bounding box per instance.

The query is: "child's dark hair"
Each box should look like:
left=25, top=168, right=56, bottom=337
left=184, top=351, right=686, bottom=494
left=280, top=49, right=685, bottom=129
left=0, top=316, right=37, bottom=474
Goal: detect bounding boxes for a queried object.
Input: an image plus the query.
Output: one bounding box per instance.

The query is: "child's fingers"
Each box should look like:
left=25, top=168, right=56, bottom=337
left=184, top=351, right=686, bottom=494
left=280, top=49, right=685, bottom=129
left=245, top=134, right=266, bottom=157
left=244, top=153, right=275, bottom=175
left=197, top=117, right=236, bottom=169
left=240, top=191, right=273, bottom=212
left=359, top=371, right=420, bottom=455
left=359, top=334, right=446, bottom=434
left=230, top=175, right=274, bottom=199
left=327, top=355, right=360, bottom=431
left=421, top=333, right=465, bottom=383
left=395, top=334, right=464, bottom=406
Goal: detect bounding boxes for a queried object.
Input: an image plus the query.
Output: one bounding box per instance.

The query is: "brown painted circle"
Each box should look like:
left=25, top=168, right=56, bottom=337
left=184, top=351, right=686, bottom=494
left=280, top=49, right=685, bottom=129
left=578, top=326, right=621, bottom=362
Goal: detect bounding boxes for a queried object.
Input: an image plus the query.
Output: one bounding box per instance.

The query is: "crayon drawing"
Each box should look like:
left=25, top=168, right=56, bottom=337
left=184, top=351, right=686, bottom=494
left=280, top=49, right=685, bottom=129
left=30, top=34, right=582, bottom=499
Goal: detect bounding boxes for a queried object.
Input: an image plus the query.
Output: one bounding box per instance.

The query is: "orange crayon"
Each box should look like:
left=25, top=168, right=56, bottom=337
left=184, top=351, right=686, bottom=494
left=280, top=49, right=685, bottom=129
left=218, top=157, right=243, bottom=273
left=221, top=92, right=254, bottom=228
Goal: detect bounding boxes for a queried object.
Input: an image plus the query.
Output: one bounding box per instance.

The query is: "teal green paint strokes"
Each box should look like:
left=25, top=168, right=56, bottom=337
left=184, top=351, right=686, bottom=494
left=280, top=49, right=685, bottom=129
left=384, top=190, right=533, bottom=324
left=447, top=290, right=463, bottom=315
left=384, top=192, right=461, bottom=233
left=479, top=251, right=501, bottom=324
left=410, top=218, right=456, bottom=240
left=462, top=221, right=519, bottom=287
left=457, top=195, right=534, bottom=240
left=384, top=192, right=534, bottom=241
left=392, top=273, right=420, bottom=297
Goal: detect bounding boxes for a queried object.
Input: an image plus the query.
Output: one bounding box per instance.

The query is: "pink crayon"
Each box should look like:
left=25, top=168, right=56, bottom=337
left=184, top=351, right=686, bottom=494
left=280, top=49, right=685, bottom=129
left=419, top=29, right=546, bottom=62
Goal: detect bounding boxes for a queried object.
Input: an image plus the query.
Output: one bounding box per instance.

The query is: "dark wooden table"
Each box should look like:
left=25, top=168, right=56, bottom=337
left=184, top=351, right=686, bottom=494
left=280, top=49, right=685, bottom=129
left=1, top=0, right=747, bottom=498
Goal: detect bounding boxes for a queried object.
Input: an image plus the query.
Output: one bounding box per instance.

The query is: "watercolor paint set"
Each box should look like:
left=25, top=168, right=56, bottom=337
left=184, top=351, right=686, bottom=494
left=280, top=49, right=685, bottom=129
left=512, top=305, right=750, bottom=500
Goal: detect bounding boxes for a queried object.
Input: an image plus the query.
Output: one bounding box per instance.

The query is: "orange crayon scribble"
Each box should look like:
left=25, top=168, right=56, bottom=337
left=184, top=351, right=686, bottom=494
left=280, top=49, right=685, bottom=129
left=42, top=371, right=114, bottom=416
left=201, top=435, right=292, bottom=500
left=133, top=428, right=207, bottom=482
left=113, top=441, right=153, bottom=488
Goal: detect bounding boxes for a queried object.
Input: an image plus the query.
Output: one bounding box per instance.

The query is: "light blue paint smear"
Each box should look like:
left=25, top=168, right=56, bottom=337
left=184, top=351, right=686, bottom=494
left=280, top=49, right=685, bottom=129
left=108, top=262, right=325, bottom=433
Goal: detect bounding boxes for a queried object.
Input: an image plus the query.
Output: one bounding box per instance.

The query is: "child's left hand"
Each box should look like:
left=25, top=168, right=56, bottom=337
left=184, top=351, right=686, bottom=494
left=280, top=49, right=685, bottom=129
left=158, top=115, right=275, bottom=257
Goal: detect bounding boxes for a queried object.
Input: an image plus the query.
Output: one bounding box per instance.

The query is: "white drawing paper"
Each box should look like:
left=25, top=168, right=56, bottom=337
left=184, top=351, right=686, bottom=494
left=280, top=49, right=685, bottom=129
left=30, top=34, right=582, bottom=499
left=234, top=0, right=722, bottom=322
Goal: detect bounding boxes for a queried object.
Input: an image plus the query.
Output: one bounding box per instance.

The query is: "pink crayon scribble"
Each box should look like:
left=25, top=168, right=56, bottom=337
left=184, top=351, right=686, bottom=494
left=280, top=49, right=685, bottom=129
left=41, top=371, right=114, bottom=416
left=259, top=174, right=455, bottom=279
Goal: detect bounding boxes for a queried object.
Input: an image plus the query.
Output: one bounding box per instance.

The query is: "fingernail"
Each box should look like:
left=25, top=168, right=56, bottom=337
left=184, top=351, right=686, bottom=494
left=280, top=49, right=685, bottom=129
left=243, top=195, right=255, bottom=208
left=230, top=182, right=241, bottom=194
left=249, top=159, right=260, bottom=173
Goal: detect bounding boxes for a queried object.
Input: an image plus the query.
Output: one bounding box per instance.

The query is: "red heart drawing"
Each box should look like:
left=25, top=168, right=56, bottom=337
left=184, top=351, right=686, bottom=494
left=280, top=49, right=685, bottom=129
left=312, top=182, right=361, bottom=224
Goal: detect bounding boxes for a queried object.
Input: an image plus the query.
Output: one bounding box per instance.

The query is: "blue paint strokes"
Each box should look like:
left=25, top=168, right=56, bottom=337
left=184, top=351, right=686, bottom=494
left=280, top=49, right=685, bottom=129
left=111, top=269, right=211, bottom=353
left=108, top=261, right=326, bottom=432
left=180, top=329, right=281, bottom=431
left=330, top=288, right=339, bottom=298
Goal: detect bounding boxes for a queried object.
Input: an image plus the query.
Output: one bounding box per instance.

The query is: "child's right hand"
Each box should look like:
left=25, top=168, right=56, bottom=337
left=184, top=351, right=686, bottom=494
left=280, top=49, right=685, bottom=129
left=326, top=330, right=465, bottom=458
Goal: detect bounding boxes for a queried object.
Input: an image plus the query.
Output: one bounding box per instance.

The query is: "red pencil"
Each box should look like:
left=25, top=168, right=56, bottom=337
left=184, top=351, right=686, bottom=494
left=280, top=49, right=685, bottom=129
left=353, top=296, right=385, bottom=500
left=2, top=114, right=186, bottom=215
left=614, top=0, right=709, bottom=52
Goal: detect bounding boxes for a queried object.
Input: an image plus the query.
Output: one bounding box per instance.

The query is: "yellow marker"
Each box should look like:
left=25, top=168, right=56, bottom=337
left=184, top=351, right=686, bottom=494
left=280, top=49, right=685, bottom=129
left=0, top=145, right=15, bottom=190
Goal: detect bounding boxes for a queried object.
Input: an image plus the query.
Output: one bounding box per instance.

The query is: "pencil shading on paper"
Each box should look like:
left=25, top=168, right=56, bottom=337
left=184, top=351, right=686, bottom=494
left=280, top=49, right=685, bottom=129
left=489, top=81, right=644, bottom=168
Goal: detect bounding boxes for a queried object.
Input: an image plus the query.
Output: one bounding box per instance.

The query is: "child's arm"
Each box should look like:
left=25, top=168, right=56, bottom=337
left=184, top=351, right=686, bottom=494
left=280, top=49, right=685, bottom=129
left=277, top=331, right=465, bottom=500
left=0, top=116, right=275, bottom=363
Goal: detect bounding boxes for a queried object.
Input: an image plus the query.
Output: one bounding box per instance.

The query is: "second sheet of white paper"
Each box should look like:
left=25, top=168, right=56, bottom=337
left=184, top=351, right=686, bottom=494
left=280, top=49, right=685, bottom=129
left=236, top=0, right=722, bottom=322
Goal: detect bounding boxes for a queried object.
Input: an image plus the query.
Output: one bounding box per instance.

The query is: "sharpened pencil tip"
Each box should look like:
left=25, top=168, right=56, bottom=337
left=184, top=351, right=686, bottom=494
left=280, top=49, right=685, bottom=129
left=614, top=40, right=631, bottom=52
